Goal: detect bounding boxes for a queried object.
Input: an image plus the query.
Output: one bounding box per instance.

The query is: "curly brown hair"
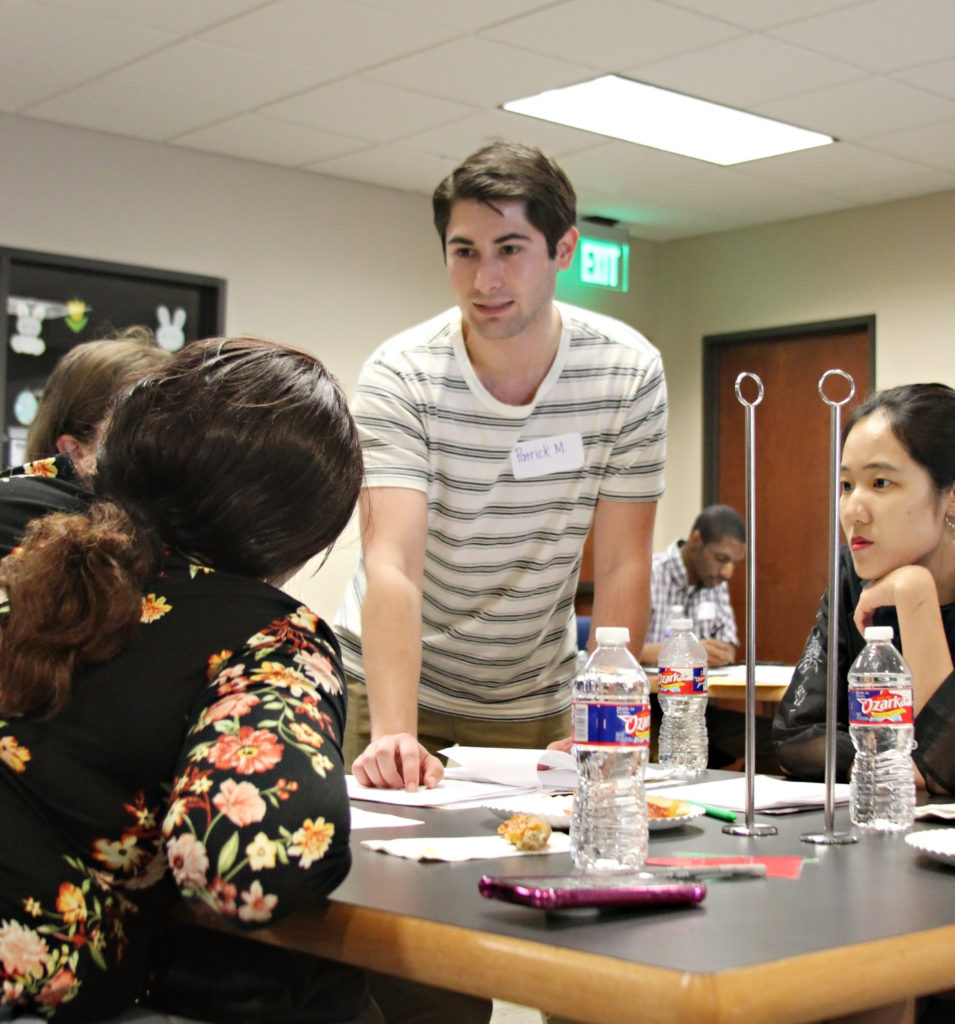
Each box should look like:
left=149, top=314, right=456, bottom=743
left=0, top=337, right=363, bottom=717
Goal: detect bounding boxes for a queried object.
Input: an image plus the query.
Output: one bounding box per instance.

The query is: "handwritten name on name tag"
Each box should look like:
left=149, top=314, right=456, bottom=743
left=510, top=432, right=584, bottom=479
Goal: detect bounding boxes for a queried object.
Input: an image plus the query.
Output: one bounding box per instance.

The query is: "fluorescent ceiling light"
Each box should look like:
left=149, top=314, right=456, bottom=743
left=503, top=75, right=834, bottom=166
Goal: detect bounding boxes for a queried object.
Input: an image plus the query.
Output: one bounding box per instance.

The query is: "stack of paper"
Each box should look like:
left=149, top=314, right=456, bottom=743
left=658, top=774, right=850, bottom=814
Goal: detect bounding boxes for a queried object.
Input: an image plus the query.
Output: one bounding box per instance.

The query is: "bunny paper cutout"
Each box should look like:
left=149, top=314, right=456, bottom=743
left=156, top=305, right=186, bottom=351
left=10, top=302, right=47, bottom=356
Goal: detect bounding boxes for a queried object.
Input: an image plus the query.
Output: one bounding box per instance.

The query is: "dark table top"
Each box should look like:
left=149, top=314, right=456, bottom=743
left=341, top=790, right=955, bottom=976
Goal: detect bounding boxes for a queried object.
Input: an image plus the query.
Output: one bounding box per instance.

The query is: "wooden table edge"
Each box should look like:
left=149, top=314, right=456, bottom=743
left=230, top=903, right=955, bottom=1024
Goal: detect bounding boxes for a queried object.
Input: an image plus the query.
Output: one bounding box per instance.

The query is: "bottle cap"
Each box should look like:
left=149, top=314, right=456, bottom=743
left=671, top=618, right=692, bottom=631
left=863, top=625, right=894, bottom=642
left=595, top=626, right=630, bottom=645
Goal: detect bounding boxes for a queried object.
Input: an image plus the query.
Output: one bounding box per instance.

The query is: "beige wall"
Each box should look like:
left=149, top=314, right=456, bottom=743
left=3, top=113, right=953, bottom=620
left=652, top=191, right=955, bottom=543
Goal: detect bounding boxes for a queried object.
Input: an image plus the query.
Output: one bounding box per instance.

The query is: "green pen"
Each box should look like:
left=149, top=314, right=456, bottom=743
left=687, top=800, right=737, bottom=822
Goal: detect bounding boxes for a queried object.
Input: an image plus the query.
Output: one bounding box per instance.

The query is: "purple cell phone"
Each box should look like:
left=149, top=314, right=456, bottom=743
left=478, top=873, right=706, bottom=910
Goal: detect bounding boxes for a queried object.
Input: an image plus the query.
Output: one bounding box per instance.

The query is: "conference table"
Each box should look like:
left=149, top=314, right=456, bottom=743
left=239, top=772, right=955, bottom=1024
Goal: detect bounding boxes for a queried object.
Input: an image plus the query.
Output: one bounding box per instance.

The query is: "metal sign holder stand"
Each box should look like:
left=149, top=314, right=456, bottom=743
left=801, top=369, right=858, bottom=846
left=723, top=372, right=777, bottom=838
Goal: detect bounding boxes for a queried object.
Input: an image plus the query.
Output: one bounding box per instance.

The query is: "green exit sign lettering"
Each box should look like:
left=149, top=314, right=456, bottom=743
left=578, top=237, right=629, bottom=292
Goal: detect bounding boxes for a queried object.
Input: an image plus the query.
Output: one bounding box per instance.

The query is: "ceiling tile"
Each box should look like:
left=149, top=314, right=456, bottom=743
left=479, top=0, right=742, bottom=68
left=827, top=166, right=955, bottom=203
left=560, top=141, right=708, bottom=196
left=756, top=77, right=955, bottom=139
left=308, top=144, right=456, bottom=195
left=23, top=79, right=236, bottom=140
left=395, top=109, right=607, bottom=163
left=861, top=118, right=955, bottom=171
left=580, top=194, right=748, bottom=241
left=0, top=63, right=79, bottom=112
left=172, top=113, right=370, bottom=166
left=261, top=78, right=477, bottom=144
left=199, top=0, right=456, bottom=71
left=87, top=39, right=338, bottom=110
left=735, top=140, right=947, bottom=190
left=347, top=0, right=566, bottom=32
left=0, top=0, right=174, bottom=78
left=769, top=0, right=955, bottom=73
left=654, top=1, right=869, bottom=31
left=626, top=34, right=865, bottom=109
left=894, top=58, right=955, bottom=101
left=367, top=37, right=595, bottom=107
left=29, top=0, right=269, bottom=34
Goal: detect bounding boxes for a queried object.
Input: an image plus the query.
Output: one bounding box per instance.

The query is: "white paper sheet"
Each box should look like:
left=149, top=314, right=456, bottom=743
left=350, top=806, right=425, bottom=830
left=441, top=745, right=576, bottom=790
left=347, top=775, right=536, bottom=807
left=657, top=774, right=850, bottom=813
left=362, top=832, right=572, bottom=862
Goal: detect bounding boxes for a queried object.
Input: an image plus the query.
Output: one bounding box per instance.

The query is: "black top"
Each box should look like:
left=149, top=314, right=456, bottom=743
left=773, top=545, right=955, bottom=790
left=0, top=467, right=353, bottom=1021
left=0, top=454, right=90, bottom=551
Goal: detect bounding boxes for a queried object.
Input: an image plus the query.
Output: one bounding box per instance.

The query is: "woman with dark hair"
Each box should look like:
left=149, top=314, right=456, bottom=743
left=773, top=382, right=955, bottom=794
left=0, top=338, right=373, bottom=1021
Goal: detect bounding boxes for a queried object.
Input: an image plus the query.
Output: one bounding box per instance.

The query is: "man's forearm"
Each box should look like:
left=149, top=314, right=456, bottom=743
left=361, top=568, right=424, bottom=739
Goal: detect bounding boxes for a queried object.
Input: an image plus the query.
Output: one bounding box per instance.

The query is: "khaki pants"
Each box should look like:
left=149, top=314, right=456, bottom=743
left=343, top=675, right=571, bottom=770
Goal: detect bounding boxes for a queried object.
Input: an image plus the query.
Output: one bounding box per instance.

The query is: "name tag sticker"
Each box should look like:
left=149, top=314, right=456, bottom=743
left=510, top=432, right=584, bottom=479
left=697, top=600, right=717, bottom=622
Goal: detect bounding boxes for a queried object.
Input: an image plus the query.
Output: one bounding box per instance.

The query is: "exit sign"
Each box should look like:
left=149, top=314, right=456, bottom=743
left=577, top=237, right=629, bottom=292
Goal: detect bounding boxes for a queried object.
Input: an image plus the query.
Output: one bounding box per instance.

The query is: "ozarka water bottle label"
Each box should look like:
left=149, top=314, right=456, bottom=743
left=848, top=688, right=914, bottom=726
left=572, top=702, right=650, bottom=746
left=657, top=666, right=707, bottom=695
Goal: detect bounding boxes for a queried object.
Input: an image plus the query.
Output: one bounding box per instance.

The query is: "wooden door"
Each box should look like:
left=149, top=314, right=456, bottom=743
left=705, top=319, right=873, bottom=663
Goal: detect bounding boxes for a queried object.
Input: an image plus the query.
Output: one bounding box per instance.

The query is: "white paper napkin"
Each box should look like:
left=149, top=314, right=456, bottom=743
left=915, top=802, right=955, bottom=821
left=361, top=832, right=572, bottom=862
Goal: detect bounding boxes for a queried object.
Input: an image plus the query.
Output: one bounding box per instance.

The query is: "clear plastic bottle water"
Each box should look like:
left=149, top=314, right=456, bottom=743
left=657, top=618, right=708, bottom=776
left=570, top=626, right=650, bottom=873
left=661, top=603, right=685, bottom=641
left=848, top=625, right=916, bottom=833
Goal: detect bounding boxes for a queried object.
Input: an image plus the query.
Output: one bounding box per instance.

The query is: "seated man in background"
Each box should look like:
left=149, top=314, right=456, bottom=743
left=640, top=504, right=777, bottom=771
left=640, top=503, right=745, bottom=667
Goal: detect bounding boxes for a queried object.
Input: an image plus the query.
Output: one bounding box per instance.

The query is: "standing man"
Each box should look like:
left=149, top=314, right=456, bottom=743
left=336, top=141, right=667, bottom=791
left=640, top=504, right=746, bottom=667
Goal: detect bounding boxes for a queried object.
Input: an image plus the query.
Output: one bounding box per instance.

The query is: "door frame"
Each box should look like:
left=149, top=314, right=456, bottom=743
left=701, top=315, right=876, bottom=503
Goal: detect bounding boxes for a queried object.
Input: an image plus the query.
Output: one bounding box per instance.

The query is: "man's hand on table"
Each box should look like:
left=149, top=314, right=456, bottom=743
left=702, top=638, right=736, bottom=667
left=351, top=733, right=444, bottom=792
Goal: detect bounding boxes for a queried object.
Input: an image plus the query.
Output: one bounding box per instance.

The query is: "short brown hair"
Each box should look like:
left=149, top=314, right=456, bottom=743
left=25, top=327, right=171, bottom=461
left=432, top=141, right=576, bottom=258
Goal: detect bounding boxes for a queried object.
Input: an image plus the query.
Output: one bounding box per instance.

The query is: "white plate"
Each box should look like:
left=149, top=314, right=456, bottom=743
left=484, top=794, right=574, bottom=830
left=648, top=802, right=706, bottom=831
left=483, top=795, right=706, bottom=832
left=905, top=828, right=955, bottom=867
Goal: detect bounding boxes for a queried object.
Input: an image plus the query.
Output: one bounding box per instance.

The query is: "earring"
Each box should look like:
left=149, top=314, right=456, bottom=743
left=947, top=512, right=955, bottom=530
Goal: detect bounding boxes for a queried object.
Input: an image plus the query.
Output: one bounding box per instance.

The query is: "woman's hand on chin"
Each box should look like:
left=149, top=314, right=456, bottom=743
left=853, top=564, right=938, bottom=636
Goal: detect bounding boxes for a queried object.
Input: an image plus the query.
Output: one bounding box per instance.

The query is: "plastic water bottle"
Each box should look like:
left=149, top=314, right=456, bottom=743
left=848, top=626, right=916, bottom=833
left=662, top=604, right=684, bottom=641
left=570, top=626, right=651, bottom=873
left=657, top=618, right=708, bottom=776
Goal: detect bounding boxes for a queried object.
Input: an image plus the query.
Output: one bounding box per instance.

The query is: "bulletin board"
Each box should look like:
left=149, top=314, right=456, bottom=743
left=0, top=247, right=226, bottom=467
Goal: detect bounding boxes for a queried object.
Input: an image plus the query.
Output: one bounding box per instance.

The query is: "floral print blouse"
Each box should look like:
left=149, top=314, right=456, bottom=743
left=0, top=549, right=352, bottom=1021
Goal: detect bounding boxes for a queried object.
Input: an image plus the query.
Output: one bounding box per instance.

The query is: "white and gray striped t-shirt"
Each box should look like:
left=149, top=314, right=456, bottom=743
left=335, top=301, right=667, bottom=721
